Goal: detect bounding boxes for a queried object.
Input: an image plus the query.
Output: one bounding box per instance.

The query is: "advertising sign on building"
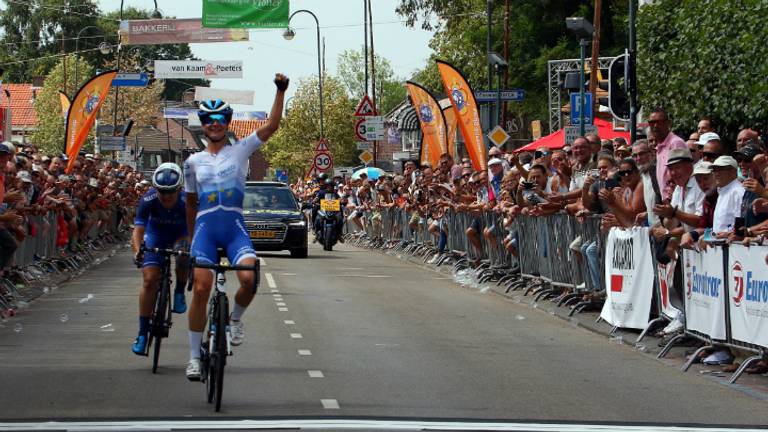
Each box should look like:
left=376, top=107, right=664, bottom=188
left=119, top=18, right=248, bottom=45
left=154, top=60, right=243, bottom=79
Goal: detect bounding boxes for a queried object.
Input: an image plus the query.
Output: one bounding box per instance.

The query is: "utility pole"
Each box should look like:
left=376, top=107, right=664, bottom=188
left=589, top=0, right=602, bottom=97
left=363, top=0, right=369, bottom=97
left=368, top=0, right=378, bottom=166
left=628, top=0, right=638, bottom=143
left=486, top=0, right=493, bottom=136
left=502, top=0, right=509, bottom=129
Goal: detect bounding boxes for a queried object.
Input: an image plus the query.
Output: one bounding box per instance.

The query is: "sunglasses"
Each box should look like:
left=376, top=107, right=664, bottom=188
left=200, top=113, right=231, bottom=126
left=703, top=152, right=720, bottom=160
left=617, top=169, right=635, bottom=177
left=534, top=151, right=551, bottom=158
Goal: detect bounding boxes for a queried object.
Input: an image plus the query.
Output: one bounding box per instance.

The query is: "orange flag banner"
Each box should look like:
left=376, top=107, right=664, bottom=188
left=443, top=106, right=457, bottom=160
left=406, top=81, right=446, bottom=168
left=64, top=70, right=117, bottom=173
left=436, top=60, right=487, bottom=171
left=58, top=92, right=71, bottom=118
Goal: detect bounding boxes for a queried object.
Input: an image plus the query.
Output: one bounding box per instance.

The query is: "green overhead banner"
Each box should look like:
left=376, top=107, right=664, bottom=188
left=202, top=0, right=289, bottom=29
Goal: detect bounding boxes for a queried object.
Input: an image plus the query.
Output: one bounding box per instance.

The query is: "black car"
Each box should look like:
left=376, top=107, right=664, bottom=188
left=243, top=181, right=308, bottom=258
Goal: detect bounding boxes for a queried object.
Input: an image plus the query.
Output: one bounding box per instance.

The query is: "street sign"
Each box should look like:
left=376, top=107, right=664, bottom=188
left=163, top=108, right=197, bottom=119
left=487, top=125, right=510, bottom=147
left=116, top=150, right=136, bottom=168
left=355, top=117, right=385, bottom=141
left=356, top=141, right=373, bottom=151
left=111, top=72, right=149, bottom=87
left=313, top=153, right=332, bottom=172
left=359, top=150, right=374, bottom=165
left=98, top=136, right=126, bottom=151
left=570, top=92, right=593, bottom=126
left=564, top=125, right=598, bottom=145
left=315, top=139, right=330, bottom=153
left=354, top=95, right=376, bottom=116
left=475, top=89, right=525, bottom=102
left=275, top=169, right=288, bottom=183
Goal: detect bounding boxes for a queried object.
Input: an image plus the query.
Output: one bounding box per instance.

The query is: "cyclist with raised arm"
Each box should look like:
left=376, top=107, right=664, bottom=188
left=183, top=74, right=289, bottom=380
left=131, top=163, right=189, bottom=355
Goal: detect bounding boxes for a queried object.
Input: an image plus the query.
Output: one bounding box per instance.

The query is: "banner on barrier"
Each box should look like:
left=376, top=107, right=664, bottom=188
left=657, top=261, right=681, bottom=320
left=600, top=227, right=654, bottom=329
left=683, top=248, right=727, bottom=340
left=728, top=244, right=768, bottom=347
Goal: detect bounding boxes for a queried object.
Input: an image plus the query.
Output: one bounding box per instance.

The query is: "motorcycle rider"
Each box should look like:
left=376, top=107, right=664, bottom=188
left=312, top=177, right=344, bottom=242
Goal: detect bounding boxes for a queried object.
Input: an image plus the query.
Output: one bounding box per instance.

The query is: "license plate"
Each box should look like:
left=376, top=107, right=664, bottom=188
left=250, top=230, right=276, bottom=239
left=320, top=199, right=341, bottom=212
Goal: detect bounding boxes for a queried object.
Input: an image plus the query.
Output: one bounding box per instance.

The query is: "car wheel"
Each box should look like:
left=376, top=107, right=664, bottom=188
left=290, top=248, right=308, bottom=258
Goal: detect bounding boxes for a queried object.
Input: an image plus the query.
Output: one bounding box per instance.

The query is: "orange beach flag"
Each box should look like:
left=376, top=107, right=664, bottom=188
left=58, top=92, right=71, bottom=118
left=443, top=106, right=457, bottom=160
left=406, top=81, right=446, bottom=168
left=64, top=70, right=116, bottom=173
left=436, top=60, right=487, bottom=170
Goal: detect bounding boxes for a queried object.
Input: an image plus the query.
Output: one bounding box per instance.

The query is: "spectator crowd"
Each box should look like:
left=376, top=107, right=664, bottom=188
left=0, top=141, right=146, bottom=278
left=292, top=107, right=768, bottom=372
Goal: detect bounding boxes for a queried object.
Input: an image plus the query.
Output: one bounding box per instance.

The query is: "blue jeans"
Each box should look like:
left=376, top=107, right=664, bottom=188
left=581, top=240, right=600, bottom=291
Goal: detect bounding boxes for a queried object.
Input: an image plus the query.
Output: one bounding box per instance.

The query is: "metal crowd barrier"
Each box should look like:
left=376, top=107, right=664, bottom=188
left=11, top=213, right=58, bottom=268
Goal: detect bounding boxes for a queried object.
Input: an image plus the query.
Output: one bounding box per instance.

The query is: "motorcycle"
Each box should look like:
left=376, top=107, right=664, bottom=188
left=315, top=192, right=342, bottom=251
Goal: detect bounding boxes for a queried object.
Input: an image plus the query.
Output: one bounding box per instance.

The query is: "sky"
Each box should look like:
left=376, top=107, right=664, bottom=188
left=95, top=0, right=435, bottom=110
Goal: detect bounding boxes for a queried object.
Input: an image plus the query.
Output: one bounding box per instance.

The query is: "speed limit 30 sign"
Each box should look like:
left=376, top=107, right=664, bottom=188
left=313, top=153, right=333, bottom=172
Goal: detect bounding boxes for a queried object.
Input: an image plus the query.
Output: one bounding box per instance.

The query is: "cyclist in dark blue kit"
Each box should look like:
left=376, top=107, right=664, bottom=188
left=131, top=163, right=189, bottom=355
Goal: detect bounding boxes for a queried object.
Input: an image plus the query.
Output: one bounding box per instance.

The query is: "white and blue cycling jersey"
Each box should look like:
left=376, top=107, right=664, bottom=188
left=183, top=132, right=262, bottom=265
left=134, top=188, right=188, bottom=268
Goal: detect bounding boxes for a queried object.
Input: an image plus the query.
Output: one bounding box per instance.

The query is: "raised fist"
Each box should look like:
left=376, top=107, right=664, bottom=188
left=274, top=73, right=290, bottom=92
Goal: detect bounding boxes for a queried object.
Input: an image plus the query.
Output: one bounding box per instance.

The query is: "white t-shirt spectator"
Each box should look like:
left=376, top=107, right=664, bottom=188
left=670, top=176, right=705, bottom=231
left=712, top=179, right=745, bottom=234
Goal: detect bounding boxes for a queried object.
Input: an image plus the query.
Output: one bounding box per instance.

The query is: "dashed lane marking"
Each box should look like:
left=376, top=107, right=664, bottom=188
left=265, top=273, right=277, bottom=289
left=290, top=333, right=303, bottom=339
left=308, top=370, right=324, bottom=378
left=279, top=307, right=289, bottom=312
left=320, top=399, right=340, bottom=409
left=298, top=349, right=312, bottom=356
left=276, top=302, right=286, bottom=306
left=284, top=320, right=295, bottom=325
left=272, top=294, right=282, bottom=298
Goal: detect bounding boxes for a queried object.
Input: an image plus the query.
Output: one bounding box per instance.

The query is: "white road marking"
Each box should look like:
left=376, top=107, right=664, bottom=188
left=307, top=370, right=324, bottom=378
left=338, top=267, right=364, bottom=270
left=320, top=399, right=340, bottom=409
left=265, top=273, right=277, bottom=288
left=290, top=333, right=303, bottom=339
left=278, top=307, right=288, bottom=312
left=270, top=289, right=279, bottom=293
left=272, top=294, right=282, bottom=298
left=337, top=275, right=392, bottom=278
left=281, top=273, right=297, bottom=276
left=283, top=320, right=295, bottom=325
left=276, top=302, right=286, bottom=306
left=259, top=257, right=266, bottom=266
left=298, top=349, right=312, bottom=356
left=0, top=420, right=754, bottom=431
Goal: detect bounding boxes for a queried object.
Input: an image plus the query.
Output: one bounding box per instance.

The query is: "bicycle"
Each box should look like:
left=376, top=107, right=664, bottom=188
left=188, top=252, right=259, bottom=412
left=136, top=245, right=189, bottom=373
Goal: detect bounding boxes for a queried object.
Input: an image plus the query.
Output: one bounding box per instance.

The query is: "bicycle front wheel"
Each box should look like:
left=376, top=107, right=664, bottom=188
left=214, top=294, right=229, bottom=412
left=151, top=278, right=170, bottom=374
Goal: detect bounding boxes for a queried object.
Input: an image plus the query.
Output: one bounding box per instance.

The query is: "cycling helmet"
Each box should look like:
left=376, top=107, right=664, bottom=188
left=198, top=99, right=233, bottom=124
left=324, top=178, right=334, bottom=187
left=317, top=173, right=328, bottom=182
left=152, top=162, right=183, bottom=192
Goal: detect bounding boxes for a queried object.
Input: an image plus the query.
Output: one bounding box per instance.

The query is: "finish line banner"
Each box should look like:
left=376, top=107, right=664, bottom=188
left=683, top=248, right=727, bottom=340
left=119, top=18, right=248, bottom=45
left=202, top=0, right=289, bottom=29
left=728, top=244, right=768, bottom=348
left=600, top=227, right=654, bottom=329
left=154, top=60, right=243, bottom=79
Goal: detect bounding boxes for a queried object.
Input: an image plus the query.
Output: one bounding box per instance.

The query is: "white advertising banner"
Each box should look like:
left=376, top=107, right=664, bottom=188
left=600, top=227, right=654, bottom=329
left=154, top=60, right=243, bottom=79
left=657, top=261, right=682, bottom=320
left=728, top=244, right=768, bottom=347
left=682, top=248, right=727, bottom=340
left=194, top=87, right=254, bottom=105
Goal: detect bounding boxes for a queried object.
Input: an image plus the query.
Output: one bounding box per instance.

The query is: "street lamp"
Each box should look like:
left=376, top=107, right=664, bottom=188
left=283, top=9, right=324, bottom=139
left=566, top=17, right=594, bottom=137
left=488, top=52, right=507, bottom=128
left=74, top=26, right=112, bottom=87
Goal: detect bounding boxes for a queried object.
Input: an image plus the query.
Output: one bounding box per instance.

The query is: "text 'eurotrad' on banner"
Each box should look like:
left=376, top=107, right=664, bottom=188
left=202, top=0, right=290, bottom=29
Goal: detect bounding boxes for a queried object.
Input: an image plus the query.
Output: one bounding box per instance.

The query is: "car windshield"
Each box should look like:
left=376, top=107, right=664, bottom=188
left=244, top=186, right=297, bottom=211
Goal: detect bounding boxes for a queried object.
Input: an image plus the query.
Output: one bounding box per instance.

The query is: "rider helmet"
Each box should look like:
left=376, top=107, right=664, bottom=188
left=152, top=162, right=183, bottom=192
left=198, top=99, right=234, bottom=125
left=317, top=172, right=328, bottom=182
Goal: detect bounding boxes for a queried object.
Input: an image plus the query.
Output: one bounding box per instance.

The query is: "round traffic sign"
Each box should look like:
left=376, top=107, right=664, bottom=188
left=355, top=118, right=368, bottom=141
left=314, top=153, right=332, bottom=171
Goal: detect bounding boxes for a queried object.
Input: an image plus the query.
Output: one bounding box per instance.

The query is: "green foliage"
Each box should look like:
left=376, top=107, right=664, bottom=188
left=260, top=77, right=356, bottom=180
left=31, top=56, right=94, bottom=154
left=398, top=0, right=629, bottom=127
left=336, top=48, right=406, bottom=115
left=637, top=0, right=768, bottom=138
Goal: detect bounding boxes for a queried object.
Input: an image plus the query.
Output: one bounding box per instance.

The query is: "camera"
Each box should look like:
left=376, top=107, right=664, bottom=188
left=522, top=181, right=534, bottom=190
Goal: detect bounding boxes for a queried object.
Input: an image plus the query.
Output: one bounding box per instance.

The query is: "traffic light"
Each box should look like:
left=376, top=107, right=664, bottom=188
left=599, top=54, right=630, bottom=121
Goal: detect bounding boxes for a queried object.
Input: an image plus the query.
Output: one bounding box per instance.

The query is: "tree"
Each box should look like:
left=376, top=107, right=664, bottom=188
left=260, top=76, right=356, bottom=180
left=397, top=0, right=629, bottom=130
left=636, top=0, right=768, bottom=139
left=337, top=48, right=406, bottom=115
left=32, top=55, right=94, bottom=154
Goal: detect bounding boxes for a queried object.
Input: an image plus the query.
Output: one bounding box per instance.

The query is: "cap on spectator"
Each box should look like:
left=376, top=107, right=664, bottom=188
left=140, top=179, right=150, bottom=186
left=693, top=161, right=713, bottom=175
left=17, top=170, right=32, bottom=183
left=3, top=142, right=15, bottom=154
left=85, top=153, right=95, bottom=161
left=666, top=148, right=694, bottom=166
left=41, top=155, right=50, bottom=162
left=488, top=157, right=504, bottom=166
left=696, top=132, right=720, bottom=146
left=56, top=174, right=70, bottom=183
left=488, top=146, right=502, bottom=156
left=712, top=155, right=738, bottom=169
left=617, top=145, right=631, bottom=153
left=60, top=154, right=69, bottom=161
left=88, top=177, right=99, bottom=188
left=734, top=145, right=761, bottom=162
left=0, top=143, right=11, bottom=154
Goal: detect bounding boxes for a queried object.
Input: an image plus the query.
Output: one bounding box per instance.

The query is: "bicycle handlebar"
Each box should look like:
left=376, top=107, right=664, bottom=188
left=139, top=245, right=191, bottom=257
left=192, top=261, right=259, bottom=272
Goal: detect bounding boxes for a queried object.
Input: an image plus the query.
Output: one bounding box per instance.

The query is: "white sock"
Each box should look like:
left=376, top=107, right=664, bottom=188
left=231, top=302, right=247, bottom=322
left=188, top=331, right=203, bottom=360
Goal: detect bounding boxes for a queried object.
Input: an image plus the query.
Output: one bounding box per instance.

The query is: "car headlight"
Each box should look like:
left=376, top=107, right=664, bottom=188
left=288, top=220, right=306, bottom=227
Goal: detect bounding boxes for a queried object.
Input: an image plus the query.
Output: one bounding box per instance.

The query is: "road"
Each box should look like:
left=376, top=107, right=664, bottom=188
left=1, top=242, right=767, bottom=430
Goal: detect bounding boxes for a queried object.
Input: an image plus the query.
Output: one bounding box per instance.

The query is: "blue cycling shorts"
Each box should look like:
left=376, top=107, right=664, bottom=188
left=190, top=213, right=256, bottom=265
left=142, top=236, right=189, bottom=269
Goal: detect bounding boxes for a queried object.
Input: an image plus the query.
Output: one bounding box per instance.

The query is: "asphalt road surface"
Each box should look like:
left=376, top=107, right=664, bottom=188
left=1, top=242, right=767, bottom=430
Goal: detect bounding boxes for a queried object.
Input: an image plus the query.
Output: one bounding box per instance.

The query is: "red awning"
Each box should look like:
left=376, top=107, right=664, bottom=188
left=514, top=118, right=631, bottom=153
